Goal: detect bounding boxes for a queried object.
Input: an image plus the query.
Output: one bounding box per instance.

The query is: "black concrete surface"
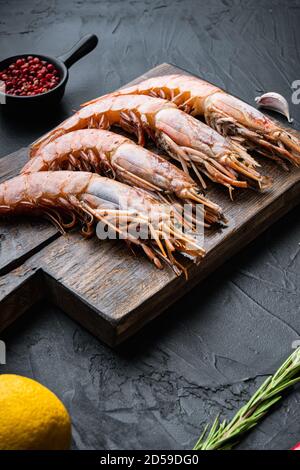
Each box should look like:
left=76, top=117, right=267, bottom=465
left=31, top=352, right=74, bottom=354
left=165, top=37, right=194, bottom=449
left=0, top=0, right=299, bottom=450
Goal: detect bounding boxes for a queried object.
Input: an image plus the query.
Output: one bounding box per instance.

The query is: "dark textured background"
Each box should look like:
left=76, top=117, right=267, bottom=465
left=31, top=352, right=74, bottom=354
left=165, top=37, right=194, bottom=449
left=0, top=0, right=300, bottom=450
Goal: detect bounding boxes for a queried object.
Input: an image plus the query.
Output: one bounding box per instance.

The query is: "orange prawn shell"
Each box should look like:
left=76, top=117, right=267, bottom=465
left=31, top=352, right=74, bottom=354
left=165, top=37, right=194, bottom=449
left=30, top=95, right=175, bottom=157
left=28, top=93, right=271, bottom=192
left=0, top=172, right=91, bottom=210
left=0, top=171, right=206, bottom=275
left=25, top=129, right=198, bottom=197
left=84, top=74, right=222, bottom=115
left=25, top=130, right=128, bottom=172
left=91, top=74, right=300, bottom=166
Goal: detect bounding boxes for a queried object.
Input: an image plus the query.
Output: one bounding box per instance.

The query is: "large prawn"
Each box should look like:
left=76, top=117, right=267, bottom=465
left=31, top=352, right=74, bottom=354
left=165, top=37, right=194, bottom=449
left=0, top=171, right=205, bottom=276
left=85, top=74, right=300, bottom=168
left=23, top=129, right=225, bottom=226
left=30, top=95, right=272, bottom=197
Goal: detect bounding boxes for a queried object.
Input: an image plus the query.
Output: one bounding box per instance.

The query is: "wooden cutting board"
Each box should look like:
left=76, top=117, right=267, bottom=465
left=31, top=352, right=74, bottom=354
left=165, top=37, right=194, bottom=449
left=1, top=63, right=300, bottom=346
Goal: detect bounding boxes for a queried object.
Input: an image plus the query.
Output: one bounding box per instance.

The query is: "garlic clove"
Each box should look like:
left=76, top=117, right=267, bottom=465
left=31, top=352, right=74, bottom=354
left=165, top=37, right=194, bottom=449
left=255, top=92, right=293, bottom=123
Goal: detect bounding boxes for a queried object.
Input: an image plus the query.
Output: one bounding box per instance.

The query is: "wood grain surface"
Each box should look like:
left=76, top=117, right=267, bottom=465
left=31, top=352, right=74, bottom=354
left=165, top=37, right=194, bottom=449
left=1, top=63, right=299, bottom=346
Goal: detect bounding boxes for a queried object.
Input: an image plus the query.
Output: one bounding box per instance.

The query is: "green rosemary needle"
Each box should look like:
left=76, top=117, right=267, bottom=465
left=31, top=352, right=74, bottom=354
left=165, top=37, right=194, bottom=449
left=194, top=347, right=300, bottom=450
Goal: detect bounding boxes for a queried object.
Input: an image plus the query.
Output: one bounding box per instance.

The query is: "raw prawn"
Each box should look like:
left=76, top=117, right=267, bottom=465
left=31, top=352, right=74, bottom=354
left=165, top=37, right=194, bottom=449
left=0, top=171, right=205, bottom=276
left=23, top=129, right=225, bottom=225
left=30, top=95, right=272, bottom=196
left=86, top=74, right=300, bottom=168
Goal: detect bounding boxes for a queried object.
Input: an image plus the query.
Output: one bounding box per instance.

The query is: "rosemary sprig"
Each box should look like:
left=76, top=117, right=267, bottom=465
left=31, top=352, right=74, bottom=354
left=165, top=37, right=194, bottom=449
left=194, top=347, right=300, bottom=450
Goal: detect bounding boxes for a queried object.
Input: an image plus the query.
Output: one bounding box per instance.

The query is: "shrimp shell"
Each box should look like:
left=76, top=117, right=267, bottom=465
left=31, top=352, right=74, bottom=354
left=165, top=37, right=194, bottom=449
left=23, top=129, right=225, bottom=226
left=0, top=171, right=205, bottom=277
left=87, top=74, right=300, bottom=168
left=30, top=95, right=272, bottom=196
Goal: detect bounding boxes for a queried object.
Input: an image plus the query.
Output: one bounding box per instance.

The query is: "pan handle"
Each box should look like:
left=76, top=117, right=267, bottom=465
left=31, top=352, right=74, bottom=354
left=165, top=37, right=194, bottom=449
left=58, top=34, right=98, bottom=69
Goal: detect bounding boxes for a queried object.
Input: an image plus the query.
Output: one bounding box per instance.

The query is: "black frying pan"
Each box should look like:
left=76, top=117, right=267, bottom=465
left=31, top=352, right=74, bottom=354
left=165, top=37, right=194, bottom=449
left=0, top=33, right=98, bottom=109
